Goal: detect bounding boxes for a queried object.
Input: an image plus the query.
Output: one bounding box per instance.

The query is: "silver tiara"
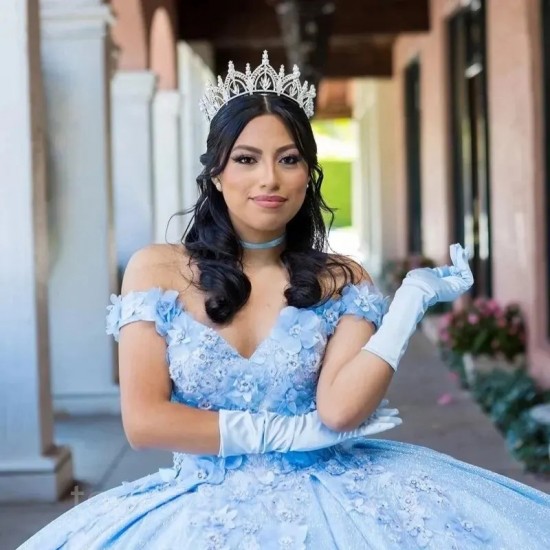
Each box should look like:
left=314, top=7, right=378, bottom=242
left=199, top=50, right=316, bottom=123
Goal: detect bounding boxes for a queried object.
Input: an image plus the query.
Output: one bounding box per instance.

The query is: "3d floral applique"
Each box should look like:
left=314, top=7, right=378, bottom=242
left=272, top=307, right=322, bottom=353
left=340, top=282, right=390, bottom=329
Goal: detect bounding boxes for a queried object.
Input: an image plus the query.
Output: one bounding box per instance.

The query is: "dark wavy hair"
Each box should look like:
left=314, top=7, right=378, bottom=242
left=180, top=93, right=358, bottom=324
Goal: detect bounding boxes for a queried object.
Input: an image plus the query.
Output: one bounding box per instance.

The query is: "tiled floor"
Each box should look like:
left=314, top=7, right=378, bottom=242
left=1, top=331, right=549, bottom=549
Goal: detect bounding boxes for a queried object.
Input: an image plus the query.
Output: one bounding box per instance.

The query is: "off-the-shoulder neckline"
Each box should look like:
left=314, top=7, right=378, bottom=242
left=110, top=281, right=383, bottom=360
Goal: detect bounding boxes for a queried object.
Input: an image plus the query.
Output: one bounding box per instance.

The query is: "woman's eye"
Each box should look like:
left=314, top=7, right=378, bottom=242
left=232, top=155, right=256, bottom=165
left=280, top=155, right=301, bottom=165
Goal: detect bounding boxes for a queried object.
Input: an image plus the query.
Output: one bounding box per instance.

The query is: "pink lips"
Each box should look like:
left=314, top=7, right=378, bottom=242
left=252, top=195, right=287, bottom=209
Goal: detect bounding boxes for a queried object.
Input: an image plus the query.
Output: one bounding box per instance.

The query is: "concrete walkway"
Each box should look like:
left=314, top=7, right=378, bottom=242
left=1, top=331, right=549, bottom=549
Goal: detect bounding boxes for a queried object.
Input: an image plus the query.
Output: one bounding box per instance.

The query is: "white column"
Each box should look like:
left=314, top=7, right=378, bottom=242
left=192, top=53, right=209, bottom=177
left=111, top=71, right=157, bottom=271
left=152, top=90, right=182, bottom=244
left=200, top=64, right=214, bottom=156
left=40, top=0, right=119, bottom=414
left=178, top=42, right=197, bottom=231
left=178, top=42, right=205, bottom=232
left=353, top=80, right=381, bottom=274
left=375, top=80, right=399, bottom=264
left=352, top=79, right=398, bottom=279
left=0, top=0, right=73, bottom=502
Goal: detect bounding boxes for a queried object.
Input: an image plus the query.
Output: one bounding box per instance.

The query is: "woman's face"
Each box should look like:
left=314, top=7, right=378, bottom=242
left=217, top=114, right=309, bottom=242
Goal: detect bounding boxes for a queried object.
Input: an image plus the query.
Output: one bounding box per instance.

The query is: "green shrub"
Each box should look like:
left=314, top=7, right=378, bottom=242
left=319, top=160, right=351, bottom=228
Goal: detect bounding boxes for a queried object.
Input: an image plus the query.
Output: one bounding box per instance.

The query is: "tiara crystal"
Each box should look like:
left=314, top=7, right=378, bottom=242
left=199, top=50, right=316, bottom=122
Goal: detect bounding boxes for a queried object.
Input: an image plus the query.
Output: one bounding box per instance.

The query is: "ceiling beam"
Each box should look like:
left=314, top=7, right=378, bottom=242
left=178, top=0, right=429, bottom=43
left=272, top=1, right=335, bottom=89
left=214, top=41, right=392, bottom=79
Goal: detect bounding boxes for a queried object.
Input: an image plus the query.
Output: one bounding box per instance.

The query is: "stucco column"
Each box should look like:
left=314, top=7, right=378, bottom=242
left=352, top=79, right=399, bottom=280
left=152, top=90, right=182, bottom=244
left=178, top=42, right=202, bottom=231
left=0, top=0, right=73, bottom=502
left=40, top=0, right=119, bottom=414
left=111, top=71, right=157, bottom=273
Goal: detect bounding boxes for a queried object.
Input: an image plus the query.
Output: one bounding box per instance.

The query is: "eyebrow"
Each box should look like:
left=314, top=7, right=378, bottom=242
left=231, top=144, right=298, bottom=155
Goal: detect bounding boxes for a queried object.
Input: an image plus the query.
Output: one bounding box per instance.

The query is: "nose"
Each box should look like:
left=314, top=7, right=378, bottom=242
left=259, top=159, right=279, bottom=189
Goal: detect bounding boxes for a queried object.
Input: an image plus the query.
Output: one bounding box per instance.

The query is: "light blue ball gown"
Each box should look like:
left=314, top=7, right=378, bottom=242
left=19, top=283, right=550, bottom=549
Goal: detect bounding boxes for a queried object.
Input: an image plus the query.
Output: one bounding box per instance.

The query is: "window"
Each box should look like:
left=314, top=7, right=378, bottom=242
left=405, top=59, right=423, bottom=255
left=542, top=0, right=550, bottom=336
left=448, top=0, right=492, bottom=297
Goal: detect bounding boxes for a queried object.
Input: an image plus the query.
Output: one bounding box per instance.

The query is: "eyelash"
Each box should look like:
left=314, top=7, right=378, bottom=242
left=231, top=154, right=302, bottom=165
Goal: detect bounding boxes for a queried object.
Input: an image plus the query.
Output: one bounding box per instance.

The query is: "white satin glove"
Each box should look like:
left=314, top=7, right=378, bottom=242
left=362, top=243, right=474, bottom=372
left=218, top=399, right=402, bottom=457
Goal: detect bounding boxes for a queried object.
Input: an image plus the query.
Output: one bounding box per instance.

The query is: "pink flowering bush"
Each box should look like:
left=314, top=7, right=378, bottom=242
left=438, top=297, right=526, bottom=361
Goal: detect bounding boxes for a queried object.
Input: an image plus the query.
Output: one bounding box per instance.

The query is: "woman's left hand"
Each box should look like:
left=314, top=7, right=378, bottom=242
left=401, top=243, right=474, bottom=306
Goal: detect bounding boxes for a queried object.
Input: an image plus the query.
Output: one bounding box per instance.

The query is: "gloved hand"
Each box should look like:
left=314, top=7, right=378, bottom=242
left=362, top=243, right=474, bottom=372
left=218, top=399, right=402, bottom=457
left=402, top=243, right=474, bottom=306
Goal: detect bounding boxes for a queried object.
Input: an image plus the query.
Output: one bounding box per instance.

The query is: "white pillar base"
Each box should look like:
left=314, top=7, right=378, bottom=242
left=0, top=446, right=73, bottom=503
left=54, top=390, right=121, bottom=415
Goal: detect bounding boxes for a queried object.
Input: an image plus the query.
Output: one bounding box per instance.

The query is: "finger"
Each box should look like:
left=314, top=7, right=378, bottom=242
left=449, top=244, right=474, bottom=286
left=373, top=408, right=400, bottom=417
left=361, top=419, right=403, bottom=434
left=432, top=265, right=453, bottom=278
left=445, top=275, right=474, bottom=293
left=372, top=416, right=402, bottom=425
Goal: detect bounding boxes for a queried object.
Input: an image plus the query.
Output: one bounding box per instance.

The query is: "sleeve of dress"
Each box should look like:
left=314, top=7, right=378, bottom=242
left=339, top=282, right=390, bottom=331
left=105, top=288, right=181, bottom=342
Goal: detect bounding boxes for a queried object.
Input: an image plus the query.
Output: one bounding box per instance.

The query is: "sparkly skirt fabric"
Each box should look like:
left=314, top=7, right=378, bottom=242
left=18, top=439, right=550, bottom=550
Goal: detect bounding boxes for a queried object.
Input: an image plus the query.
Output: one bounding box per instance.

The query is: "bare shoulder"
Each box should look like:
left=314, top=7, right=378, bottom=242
left=322, top=253, right=374, bottom=297
left=121, top=243, right=195, bottom=295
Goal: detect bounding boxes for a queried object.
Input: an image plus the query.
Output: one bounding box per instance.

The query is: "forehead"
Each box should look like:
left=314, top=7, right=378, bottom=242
left=233, top=114, right=295, bottom=148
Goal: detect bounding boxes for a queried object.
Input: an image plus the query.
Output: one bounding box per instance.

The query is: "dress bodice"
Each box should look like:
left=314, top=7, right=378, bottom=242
left=106, top=282, right=389, bottom=416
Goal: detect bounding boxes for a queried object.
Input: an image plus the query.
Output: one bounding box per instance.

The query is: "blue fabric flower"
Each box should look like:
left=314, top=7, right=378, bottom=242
left=167, top=312, right=196, bottom=349
left=272, top=307, right=321, bottom=353
left=315, top=297, right=347, bottom=336
left=173, top=454, right=227, bottom=486
left=340, top=282, right=390, bottom=329
left=105, top=288, right=181, bottom=341
left=226, top=372, right=263, bottom=408
left=105, top=294, right=123, bottom=341
left=260, top=523, right=308, bottom=549
left=155, top=289, right=181, bottom=335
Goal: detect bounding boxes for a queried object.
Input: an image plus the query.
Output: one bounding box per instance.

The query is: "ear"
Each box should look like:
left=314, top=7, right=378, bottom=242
left=212, top=177, right=222, bottom=191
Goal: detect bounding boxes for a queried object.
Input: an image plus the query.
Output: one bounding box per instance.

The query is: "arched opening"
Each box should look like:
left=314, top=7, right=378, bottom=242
left=149, top=7, right=177, bottom=89
left=110, top=0, right=148, bottom=70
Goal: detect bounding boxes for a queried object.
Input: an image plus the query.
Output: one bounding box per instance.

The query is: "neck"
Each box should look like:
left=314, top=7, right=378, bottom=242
left=238, top=232, right=286, bottom=268
left=239, top=233, right=286, bottom=250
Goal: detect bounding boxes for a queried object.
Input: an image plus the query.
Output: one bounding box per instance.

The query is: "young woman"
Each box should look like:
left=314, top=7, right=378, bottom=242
left=20, top=52, right=550, bottom=549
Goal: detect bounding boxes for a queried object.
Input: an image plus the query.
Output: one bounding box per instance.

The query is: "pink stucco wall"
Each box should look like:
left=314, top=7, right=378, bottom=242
left=110, top=0, right=178, bottom=89
left=394, top=0, right=550, bottom=387
left=393, top=0, right=463, bottom=264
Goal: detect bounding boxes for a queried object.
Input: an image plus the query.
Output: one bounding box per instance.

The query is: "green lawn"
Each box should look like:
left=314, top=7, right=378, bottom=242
left=319, top=159, right=352, bottom=228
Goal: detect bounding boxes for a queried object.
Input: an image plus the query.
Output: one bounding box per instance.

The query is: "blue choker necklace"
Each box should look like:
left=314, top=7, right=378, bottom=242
left=239, top=233, right=286, bottom=250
